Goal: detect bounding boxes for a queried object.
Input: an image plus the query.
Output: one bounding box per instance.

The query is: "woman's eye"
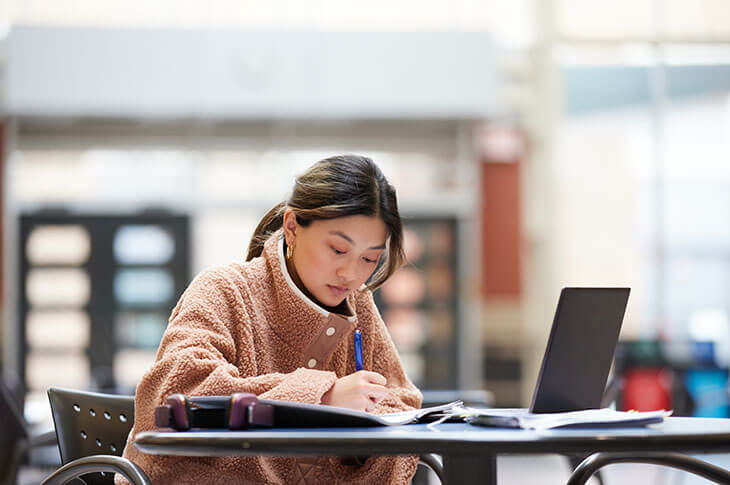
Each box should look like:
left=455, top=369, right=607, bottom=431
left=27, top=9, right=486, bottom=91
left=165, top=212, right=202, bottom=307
left=363, top=257, right=377, bottom=264
left=331, top=247, right=346, bottom=255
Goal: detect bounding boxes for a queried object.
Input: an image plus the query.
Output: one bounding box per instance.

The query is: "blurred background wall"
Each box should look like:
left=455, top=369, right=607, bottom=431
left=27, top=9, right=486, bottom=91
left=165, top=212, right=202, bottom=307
left=0, top=0, right=729, bottom=427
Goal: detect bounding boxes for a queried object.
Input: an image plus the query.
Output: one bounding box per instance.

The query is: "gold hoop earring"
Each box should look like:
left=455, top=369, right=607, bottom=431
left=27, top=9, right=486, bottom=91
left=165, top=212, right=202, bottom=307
left=286, top=241, right=293, bottom=260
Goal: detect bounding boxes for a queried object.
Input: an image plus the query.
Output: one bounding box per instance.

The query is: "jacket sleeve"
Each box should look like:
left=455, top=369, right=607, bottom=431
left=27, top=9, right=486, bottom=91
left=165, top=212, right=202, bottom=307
left=136, top=267, right=338, bottom=420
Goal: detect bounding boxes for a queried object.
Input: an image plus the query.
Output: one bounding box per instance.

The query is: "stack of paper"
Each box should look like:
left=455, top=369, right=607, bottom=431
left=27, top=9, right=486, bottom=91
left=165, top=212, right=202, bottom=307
left=466, top=408, right=672, bottom=430
left=378, top=400, right=465, bottom=425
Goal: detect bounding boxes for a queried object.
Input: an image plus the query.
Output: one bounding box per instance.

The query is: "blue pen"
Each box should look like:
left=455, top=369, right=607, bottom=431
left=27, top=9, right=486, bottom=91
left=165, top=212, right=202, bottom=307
left=354, top=329, right=363, bottom=371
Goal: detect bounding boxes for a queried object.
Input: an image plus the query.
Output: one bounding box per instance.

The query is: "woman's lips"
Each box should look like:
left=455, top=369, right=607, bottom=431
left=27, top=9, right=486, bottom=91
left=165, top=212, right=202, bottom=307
left=327, top=284, right=348, bottom=296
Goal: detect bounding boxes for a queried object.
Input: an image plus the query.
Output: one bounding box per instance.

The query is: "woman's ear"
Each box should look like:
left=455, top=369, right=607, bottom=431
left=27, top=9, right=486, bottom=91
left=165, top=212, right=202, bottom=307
left=282, top=209, right=297, bottom=243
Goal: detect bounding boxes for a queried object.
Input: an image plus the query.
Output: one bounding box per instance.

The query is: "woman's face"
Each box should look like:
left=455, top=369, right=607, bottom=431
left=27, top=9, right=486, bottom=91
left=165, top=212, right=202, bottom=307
left=285, top=212, right=388, bottom=310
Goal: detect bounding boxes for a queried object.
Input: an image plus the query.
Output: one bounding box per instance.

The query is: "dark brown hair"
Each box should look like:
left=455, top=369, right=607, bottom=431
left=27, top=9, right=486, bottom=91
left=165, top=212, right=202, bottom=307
left=246, top=155, right=405, bottom=291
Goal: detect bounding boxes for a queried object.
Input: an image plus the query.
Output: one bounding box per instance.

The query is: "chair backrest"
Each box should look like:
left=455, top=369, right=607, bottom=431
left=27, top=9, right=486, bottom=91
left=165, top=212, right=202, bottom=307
left=48, top=387, right=135, bottom=485
left=1, top=379, right=28, bottom=484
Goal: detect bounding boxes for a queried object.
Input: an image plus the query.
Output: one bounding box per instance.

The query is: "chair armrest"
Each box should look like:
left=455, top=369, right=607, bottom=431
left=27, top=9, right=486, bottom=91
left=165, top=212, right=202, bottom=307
left=41, top=455, right=151, bottom=485
left=567, top=452, right=730, bottom=485
left=418, top=453, right=444, bottom=484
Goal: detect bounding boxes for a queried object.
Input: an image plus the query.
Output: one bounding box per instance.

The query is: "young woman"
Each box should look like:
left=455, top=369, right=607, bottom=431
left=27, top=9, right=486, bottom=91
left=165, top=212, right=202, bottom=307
left=118, top=155, right=422, bottom=484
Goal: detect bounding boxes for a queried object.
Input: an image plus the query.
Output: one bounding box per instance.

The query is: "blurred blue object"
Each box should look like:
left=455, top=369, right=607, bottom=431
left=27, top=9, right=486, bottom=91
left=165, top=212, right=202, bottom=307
left=684, top=369, right=729, bottom=418
left=690, top=341, right=717, bottom=367
left=114, top=225, right=175, bottom=265
left=114, top=269, right=174, bottom=306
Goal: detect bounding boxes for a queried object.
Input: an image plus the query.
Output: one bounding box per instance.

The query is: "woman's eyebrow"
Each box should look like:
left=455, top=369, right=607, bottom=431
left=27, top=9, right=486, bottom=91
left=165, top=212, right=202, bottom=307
left=329, top=231, right=386, bottom=250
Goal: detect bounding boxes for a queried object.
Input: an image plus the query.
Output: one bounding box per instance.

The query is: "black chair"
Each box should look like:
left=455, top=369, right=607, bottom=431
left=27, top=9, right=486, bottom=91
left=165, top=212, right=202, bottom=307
left=567, top=452, right=730, bottom=485
left=1, top=379, right=30, bottom=485
left=1, top=378, right=57, bottom=485
left=43, top=387, right=150, bottom=485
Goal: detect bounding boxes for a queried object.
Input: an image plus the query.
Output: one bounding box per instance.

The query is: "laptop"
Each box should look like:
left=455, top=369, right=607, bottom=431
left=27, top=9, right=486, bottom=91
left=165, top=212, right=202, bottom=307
left=478, top=287, right=631, bottom=420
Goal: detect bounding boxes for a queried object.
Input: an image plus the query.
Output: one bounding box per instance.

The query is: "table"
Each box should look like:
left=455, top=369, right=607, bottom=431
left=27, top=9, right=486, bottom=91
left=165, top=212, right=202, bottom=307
left=135, top=418, right=730, bottom=484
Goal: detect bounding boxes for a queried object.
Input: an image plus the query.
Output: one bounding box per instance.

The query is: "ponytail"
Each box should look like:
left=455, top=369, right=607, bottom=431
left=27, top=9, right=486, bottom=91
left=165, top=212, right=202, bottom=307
left=246, top=201, right=286, bottom=261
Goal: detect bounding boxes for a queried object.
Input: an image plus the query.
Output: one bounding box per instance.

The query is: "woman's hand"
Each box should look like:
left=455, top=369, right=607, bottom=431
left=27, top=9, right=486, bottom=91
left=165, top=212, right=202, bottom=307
left=320, top=371, right=388, bottom=412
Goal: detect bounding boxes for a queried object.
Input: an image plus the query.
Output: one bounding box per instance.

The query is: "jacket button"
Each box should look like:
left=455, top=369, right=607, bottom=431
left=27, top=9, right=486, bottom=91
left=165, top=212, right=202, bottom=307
left=325, top=327, right=335, bottom=336
left=307, top=358, right=317, bottom=368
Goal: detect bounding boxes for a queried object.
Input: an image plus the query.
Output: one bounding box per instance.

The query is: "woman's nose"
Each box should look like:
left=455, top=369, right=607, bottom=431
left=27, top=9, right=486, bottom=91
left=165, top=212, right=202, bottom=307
left=336, top=257, right=357, bottom=282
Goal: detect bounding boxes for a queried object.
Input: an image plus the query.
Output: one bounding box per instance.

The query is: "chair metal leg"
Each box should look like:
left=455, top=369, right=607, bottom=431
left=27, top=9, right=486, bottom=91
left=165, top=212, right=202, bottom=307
left=566, top=454, right=605, bottom=485
left=418, top=453, right=444, bottom=484
left=567, top=452, right=730, bottom=485
left=41, top=455, right=151, bottom=485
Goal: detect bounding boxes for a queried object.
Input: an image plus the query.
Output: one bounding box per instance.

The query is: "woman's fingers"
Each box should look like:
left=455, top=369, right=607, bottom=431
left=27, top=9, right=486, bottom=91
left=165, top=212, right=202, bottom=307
left=363, top=383, right=388, bottom=403
left=358, top=370, right=387, bottom=386
left=321, top=371, right=389, bottom=411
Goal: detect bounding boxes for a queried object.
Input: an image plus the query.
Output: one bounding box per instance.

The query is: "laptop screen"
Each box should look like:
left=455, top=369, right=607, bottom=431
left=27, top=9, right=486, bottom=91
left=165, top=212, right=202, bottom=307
left=529, top=287, right=630, bottom=414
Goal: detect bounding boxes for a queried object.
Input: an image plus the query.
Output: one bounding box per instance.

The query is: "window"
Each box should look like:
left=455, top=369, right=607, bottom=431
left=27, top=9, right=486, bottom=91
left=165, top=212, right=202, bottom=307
left=20, top=214, right=189, bottom=394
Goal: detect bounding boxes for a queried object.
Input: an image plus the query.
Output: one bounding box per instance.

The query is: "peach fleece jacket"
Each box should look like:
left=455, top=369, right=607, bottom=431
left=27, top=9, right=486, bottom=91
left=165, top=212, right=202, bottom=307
left=118, top=230, right=423, bottom=484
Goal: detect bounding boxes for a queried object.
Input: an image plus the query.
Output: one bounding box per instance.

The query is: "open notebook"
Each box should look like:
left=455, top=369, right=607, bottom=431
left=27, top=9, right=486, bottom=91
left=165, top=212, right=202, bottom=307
left=255, top=398, right=465, bottom=427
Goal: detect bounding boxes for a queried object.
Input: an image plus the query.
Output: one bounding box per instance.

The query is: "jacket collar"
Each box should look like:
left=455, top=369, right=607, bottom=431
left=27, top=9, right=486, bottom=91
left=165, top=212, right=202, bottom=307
left=260, top=231, right=357, bottom=361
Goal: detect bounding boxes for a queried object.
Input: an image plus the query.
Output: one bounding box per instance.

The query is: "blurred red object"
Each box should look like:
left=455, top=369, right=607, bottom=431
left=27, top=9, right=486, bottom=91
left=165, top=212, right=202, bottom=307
left=622, top=368, right=673, bottom=412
